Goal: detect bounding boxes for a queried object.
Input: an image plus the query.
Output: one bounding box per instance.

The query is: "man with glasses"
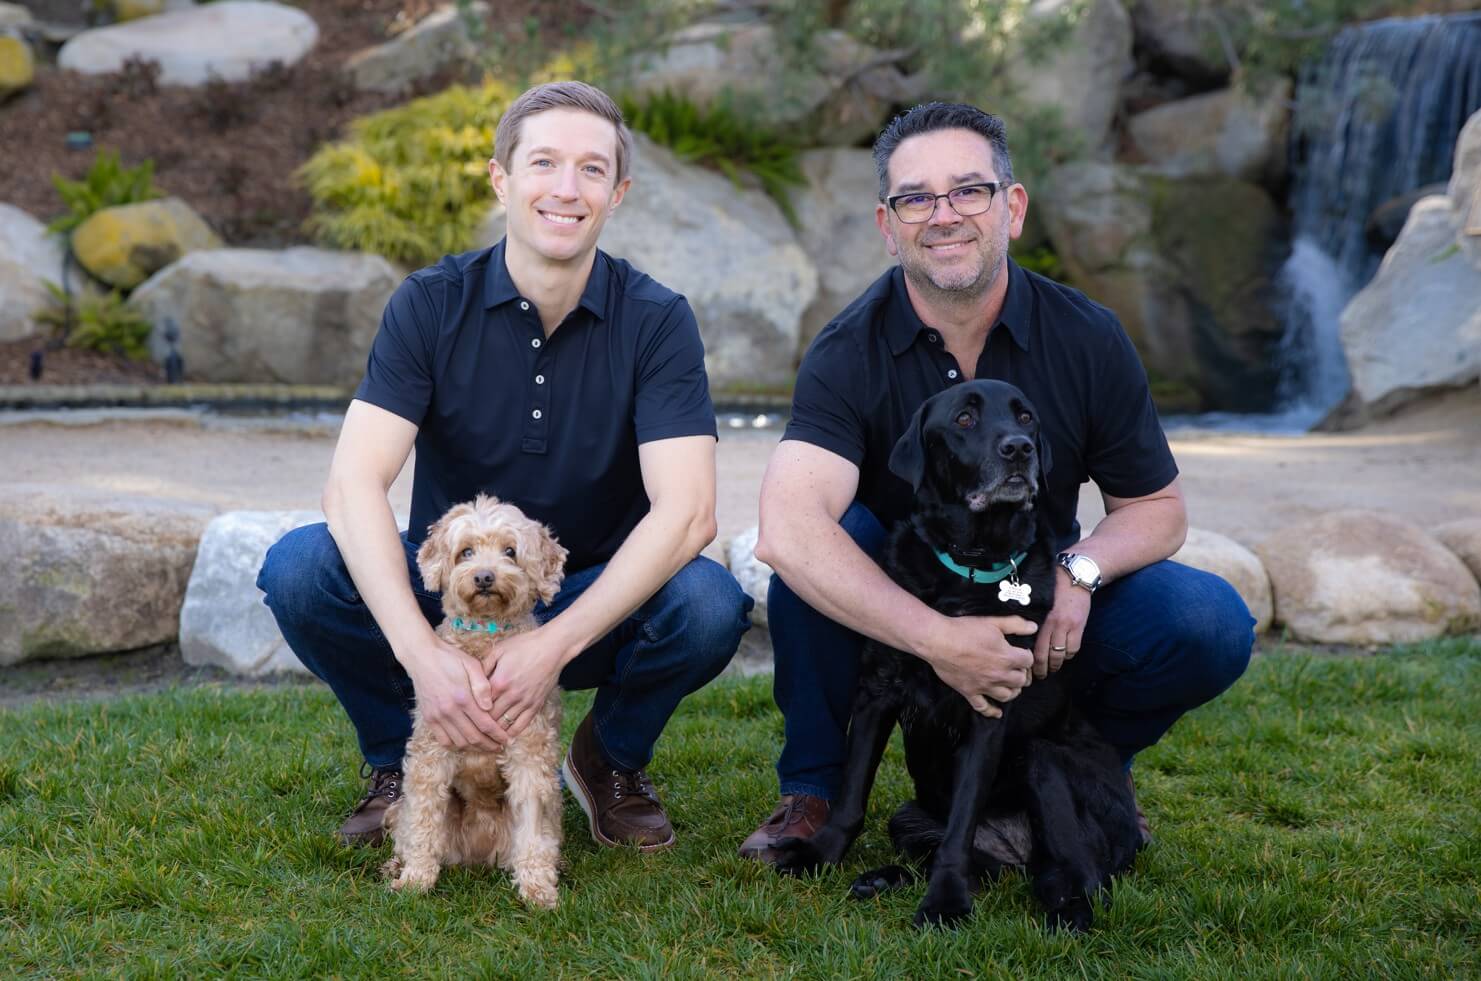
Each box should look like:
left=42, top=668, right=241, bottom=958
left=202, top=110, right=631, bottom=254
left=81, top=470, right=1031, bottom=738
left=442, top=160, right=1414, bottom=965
left=738, top=102, right=1255, bottom=864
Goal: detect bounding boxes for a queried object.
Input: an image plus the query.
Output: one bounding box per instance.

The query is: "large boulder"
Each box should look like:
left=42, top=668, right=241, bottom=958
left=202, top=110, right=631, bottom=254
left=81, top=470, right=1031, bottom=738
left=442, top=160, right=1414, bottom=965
left=58, top=1, right=318, bottom=86
left=72, top=197, right=222, bottom=291
left=0, top=34, right=33, bottom=100
left=1339, top=108, right=1481, bottom=416
left=1039, top=161, right=1287, bottom=410
left=344, top=2, right=486, bottom=95
left=619, top=21, right=911, bottom=147
left=1126, top=81, right=1290, bottom=184
left=1434, top=519, right=1481, bottom=584
left=1255, top=510, right=1481, bottom=645
left=1171, top=527, right=1272, bottom=632
left=483, top=135, right=817, bottom=392
left=0, top=501, right=210, bottom=665
left=724, top=526, right=772, bottom=629
left=793, top=148, right=894, bottom=357
left=0, top=203, right=66, bottom=342
left=0, top=3, right=33, bottom=30
left=1128, top=0, right=1234, bottom=83
left=130, top=247, right=400, bottom=385
left=180, top=510, right=319, bottom=677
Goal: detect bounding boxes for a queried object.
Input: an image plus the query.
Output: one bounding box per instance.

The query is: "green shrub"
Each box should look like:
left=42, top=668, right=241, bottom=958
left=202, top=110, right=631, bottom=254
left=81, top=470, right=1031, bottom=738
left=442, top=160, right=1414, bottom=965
left=47, top=149, right=161, bottom=237
left=36, top=282, right=154, bottom=360
left=622, top=90, right=805, bottom=223
left=299, top=82, right=511, bottom=268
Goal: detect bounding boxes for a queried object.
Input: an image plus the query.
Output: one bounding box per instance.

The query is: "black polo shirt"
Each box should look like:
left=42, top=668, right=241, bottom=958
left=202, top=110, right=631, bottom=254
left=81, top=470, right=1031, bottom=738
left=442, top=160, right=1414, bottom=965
left=784, top=259, right=1178, bottom=552
left=354, top=240, right=716, bottom=573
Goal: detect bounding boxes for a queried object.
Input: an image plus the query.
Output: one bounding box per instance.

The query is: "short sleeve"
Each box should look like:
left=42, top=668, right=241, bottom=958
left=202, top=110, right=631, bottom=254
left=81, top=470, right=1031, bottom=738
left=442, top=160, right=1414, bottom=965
left=353, top=275, right=442, bottom=427
left=1084, top=317, right=1179, bottom=498
left=633, top=296, right=718, bottom=444
left=782, top=323, right=868, bottom=466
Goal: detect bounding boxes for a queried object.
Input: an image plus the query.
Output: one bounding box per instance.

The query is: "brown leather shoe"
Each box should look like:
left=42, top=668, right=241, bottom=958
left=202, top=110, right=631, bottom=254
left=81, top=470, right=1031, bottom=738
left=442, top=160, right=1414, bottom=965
left=1128, top=772, right=1152, bottom=848
left=562, top=711, right=675, bottom=851
left=337, top=763, right=402, bottom=847
left=738, top=794, right=830, bottom=863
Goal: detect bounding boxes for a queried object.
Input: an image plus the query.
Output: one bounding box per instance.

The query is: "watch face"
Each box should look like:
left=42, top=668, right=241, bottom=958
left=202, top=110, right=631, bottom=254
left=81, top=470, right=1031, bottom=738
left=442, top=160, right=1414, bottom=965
left=1068, top=555, right=1099, bottom=582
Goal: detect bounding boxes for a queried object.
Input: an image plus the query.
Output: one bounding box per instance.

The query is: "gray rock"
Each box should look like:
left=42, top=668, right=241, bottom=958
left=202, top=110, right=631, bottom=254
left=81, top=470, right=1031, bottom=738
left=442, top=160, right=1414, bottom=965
left=793, top=148, right=895, bottom=356
left=345, top=2, right=486, bottom=95
left=725, top=525, right=772, bottom=629
left=620, top=21, right=910, bottom=147
left=58, top=0, right=318, bottom=86
left=0, top=501, right=211, bottom=665
left=483, top=135, right=817, bottom=392
left=180, top=510, right=321, bottom=677
left=1255, top=510, right=1481, bottom=645
left=1004, top=0, right=1134, bottom=153
left=0, top=3, right=34, bottom=30
left=1127, top=81, right=1290, bottom=183
left=1038, top=161, right=1286, bottom=410
left=131, top=247, right=400, bottom=385
left=1129, top=0, right=1232, bottom=82
left=1171, top=527, right=1272, bottom=632
left=1434, top=519, right=1481, bottom=585
left=0, top=203, right=65, bottom=342
left=1339, top=196, right=1481, bottom=415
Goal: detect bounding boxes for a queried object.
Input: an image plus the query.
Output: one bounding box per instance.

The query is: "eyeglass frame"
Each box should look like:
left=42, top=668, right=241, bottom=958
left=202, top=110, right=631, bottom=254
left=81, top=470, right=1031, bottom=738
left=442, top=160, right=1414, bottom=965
left=884, top=181, right=1012, bottom=223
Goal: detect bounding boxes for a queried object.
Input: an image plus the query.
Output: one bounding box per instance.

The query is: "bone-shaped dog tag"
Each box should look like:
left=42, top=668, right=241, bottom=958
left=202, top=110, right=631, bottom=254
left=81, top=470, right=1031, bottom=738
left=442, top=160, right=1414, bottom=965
left=998, top=579, right=1032, bottom=605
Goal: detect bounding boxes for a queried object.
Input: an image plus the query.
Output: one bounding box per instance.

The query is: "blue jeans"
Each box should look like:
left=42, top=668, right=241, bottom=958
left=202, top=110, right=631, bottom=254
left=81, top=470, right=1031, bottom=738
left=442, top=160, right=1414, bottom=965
left=770, top=503, right=1255, bottom=800
left=256, top=524, right=752, bottom=772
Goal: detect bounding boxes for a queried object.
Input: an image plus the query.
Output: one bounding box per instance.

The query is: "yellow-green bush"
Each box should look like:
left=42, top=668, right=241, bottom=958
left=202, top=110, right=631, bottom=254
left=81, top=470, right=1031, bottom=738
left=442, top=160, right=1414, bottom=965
left=299, top=82, right=512, bottom=268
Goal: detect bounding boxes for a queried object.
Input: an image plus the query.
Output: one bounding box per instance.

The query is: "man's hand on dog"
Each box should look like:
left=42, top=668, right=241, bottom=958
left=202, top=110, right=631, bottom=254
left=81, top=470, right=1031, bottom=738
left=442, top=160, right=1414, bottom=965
left=401, top=637, right=508, bottom=750
left=485, top=629, right=563, bottom=741
left=1033, top=566, right=1092, bottom=679
left=919, top=614, right=1038, bottom=718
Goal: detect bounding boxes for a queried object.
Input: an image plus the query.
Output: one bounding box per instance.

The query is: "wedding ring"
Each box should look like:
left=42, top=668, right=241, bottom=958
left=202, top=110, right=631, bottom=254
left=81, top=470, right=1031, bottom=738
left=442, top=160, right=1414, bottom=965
left=1050, top=645, right=1067, bottom=652
left=501, top=714, right=514, bottom=727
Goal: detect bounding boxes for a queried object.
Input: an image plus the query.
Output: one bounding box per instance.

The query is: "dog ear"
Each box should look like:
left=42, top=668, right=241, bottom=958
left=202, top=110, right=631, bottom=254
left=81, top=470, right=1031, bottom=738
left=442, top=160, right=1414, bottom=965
left=416, top=501, right=472, bottom=593
left=888, top=400, right=931, bottom=492
left=534, top=526, right=568, bottom=605
left=1035, top=429, right=1054, bottom=479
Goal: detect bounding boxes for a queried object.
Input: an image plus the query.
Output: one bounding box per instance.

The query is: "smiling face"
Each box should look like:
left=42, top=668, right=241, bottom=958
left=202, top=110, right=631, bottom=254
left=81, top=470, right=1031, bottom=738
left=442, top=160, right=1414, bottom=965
left=875, top=127, right=1028, bottom=301
left=490, top=107, right=631, bottom=266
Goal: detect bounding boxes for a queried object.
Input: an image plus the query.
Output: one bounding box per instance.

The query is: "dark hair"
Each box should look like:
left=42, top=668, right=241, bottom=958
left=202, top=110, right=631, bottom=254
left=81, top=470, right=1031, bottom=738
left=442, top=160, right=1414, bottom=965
left=872, top=102, right=1013, bottom=201
left=495, top=80, right=634, bottom=183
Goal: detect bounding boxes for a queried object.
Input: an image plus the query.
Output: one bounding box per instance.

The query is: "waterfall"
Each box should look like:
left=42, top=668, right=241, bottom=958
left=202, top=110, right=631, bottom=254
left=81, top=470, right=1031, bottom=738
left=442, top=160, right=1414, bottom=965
left=1275, top=13, right=1481, bottom=421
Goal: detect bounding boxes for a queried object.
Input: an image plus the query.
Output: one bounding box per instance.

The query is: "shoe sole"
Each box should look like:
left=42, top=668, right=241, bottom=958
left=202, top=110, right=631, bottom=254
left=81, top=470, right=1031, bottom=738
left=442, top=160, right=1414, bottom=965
left=561, top=749, right=675, bottom=853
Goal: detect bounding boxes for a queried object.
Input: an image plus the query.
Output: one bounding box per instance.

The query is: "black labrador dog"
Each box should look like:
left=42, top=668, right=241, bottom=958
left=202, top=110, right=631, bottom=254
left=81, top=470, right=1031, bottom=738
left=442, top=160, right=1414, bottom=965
left=771, top=379, right=1140, bottom=931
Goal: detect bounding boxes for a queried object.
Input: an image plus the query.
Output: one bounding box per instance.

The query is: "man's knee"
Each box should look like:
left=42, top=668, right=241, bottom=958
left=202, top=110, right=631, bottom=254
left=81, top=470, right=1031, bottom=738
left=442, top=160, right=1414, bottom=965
left=658, top=556, right=753, bottom=670
left=256, top=522, right=355, bottom=622
left=1164, top=563, right=1255, bottom=699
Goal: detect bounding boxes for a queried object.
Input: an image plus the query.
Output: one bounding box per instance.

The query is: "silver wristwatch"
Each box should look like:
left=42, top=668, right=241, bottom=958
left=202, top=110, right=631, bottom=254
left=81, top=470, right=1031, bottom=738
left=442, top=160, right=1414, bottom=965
left=1056, top=552, right=1102, bottom=593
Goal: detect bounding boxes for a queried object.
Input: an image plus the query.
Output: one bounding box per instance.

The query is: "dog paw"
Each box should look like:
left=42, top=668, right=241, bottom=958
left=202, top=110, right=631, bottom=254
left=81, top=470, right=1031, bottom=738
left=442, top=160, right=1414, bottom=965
left=914, top=877, right=974, bottom=930
left=849, top=864, right=914, bottom=900
left=770, top=836, right=828, bottom=877
left=380, top=857, right=402, bottom=881
left=390, top=866, right=438, bottom=894
left=519, top=881, right=559, bottom=910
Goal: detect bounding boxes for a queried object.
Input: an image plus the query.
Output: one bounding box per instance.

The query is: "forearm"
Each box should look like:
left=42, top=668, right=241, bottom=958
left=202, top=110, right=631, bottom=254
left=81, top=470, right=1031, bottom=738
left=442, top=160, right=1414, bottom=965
left=1074, top=495, right=1187, bottom=584
left=323, top=476, right=436, bottom=664
left=538, top=500, right=715, bottom=668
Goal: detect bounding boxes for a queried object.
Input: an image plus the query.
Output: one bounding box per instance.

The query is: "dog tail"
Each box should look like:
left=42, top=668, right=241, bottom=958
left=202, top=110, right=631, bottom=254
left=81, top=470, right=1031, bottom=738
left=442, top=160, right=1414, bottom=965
left=887, top=800, right=944, bottom=861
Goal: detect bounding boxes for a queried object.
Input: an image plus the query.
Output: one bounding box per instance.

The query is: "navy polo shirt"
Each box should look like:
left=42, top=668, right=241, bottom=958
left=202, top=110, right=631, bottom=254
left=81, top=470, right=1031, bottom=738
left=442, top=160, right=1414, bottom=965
left=784, top=259, right=1178, bottom=552
left=354, top=240, right=716, bottom=573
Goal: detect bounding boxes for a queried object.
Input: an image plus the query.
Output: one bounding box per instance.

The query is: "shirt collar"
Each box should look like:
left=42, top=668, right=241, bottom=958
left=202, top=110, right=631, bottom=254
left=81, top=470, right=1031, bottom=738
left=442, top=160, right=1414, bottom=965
left=482, top=237, right=610, bottom=321
left=885, top=258, right=1035, bottom=356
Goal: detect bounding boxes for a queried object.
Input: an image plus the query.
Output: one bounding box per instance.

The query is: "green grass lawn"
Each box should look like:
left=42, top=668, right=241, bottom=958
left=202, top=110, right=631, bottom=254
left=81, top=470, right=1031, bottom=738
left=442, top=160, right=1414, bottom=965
left=3, top=638, right=1479, bottom=979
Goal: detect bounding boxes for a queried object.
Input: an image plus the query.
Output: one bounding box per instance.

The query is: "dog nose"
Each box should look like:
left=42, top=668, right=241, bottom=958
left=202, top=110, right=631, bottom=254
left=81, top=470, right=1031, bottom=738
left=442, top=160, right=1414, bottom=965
left=998, top=435, right=1033, bottom=461
left=473, top=570, right=496, bottom=590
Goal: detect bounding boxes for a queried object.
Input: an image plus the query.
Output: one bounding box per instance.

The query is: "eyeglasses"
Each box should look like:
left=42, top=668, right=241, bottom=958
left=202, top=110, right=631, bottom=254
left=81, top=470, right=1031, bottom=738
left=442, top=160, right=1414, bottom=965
left=885, top=182, right=1009, bottom=223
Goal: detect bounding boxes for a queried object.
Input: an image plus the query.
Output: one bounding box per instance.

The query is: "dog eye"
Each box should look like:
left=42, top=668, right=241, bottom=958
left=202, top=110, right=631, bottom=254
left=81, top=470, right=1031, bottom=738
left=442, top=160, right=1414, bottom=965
left=459, top=547, right=474, bottom=560
left=955, top=411, right=975, bottom=429
left=1017, top=411, right=1033, bottom=425
left=504, top=547, right=517, bottom=558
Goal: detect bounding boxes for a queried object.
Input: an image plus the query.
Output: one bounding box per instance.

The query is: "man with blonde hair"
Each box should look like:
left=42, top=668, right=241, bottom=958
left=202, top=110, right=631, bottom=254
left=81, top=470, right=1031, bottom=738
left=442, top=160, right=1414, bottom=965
left=259, top=81, right=751, bottom=852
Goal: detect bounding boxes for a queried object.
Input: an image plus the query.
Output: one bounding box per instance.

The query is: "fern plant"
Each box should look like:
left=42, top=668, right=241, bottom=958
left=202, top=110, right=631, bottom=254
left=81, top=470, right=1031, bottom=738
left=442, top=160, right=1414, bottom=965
left=621, top=91, right=805, bottom=224
left=47, top=150, right=161, bottom=237
left=36, top=282, right=154, bottom=360
left=299, top=82, right=512, bottom=267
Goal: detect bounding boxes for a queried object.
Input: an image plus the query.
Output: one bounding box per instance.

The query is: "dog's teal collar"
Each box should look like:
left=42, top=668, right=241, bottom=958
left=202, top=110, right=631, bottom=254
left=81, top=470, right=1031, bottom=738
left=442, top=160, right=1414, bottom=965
left=934, top=549, right=1028, bottom=584
left=451, top=617, right=502, bottom=634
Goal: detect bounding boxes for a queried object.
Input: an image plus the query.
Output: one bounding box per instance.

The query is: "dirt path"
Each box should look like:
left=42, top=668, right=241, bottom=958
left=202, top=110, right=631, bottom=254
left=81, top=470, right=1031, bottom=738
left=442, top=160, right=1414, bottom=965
left=2, top=389, right=1477, bottom=555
